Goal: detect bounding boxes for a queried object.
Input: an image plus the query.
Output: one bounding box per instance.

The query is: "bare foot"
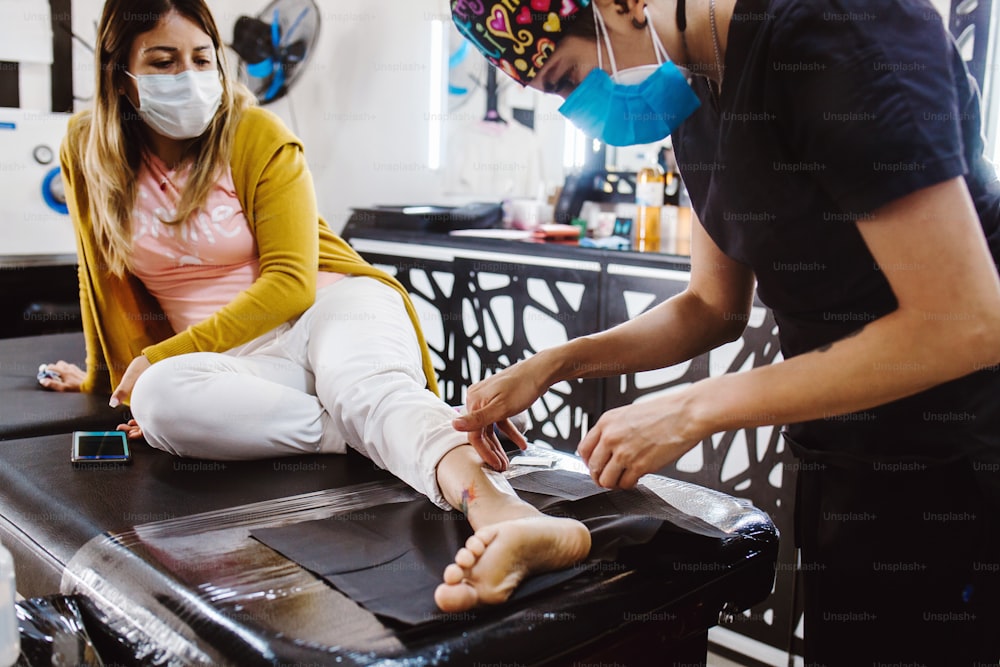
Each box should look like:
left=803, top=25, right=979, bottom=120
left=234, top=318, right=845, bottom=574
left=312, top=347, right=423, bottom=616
left=433, top=515, right=591, bottom=612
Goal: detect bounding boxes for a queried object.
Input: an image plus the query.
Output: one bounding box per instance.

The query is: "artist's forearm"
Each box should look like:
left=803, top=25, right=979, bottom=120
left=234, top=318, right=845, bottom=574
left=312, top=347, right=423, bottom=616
left=689, top=309, right=1000, bottom=436
left=539, top=291, right=745, bottom=384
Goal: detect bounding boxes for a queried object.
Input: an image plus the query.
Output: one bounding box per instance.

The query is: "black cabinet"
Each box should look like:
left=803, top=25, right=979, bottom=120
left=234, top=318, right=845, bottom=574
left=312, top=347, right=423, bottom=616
left=0, top=263, right=81, bottom=339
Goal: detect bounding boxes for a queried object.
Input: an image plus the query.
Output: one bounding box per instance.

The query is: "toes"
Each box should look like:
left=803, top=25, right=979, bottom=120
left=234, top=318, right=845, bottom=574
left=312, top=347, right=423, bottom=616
left=473, top=525, right=500, bottom=548
left=439, top=517, right=591, bottom=613
left=465, top=535, right=487, bottom=556
left=434, top=581, right=478, bottom=612
left=455, top=547, right=476, bottom=568
left=443, top=563, right=466, bottom=585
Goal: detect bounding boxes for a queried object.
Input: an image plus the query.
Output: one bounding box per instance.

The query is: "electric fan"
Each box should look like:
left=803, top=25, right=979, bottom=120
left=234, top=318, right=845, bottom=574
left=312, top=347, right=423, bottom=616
left=231, top=0, right=320, bottom=104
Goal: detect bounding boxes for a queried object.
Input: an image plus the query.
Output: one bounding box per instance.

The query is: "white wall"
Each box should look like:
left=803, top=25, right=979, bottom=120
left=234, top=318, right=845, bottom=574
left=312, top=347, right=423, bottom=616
left=264, top=0, right=451, bottom=231
left=66, top=0, right=566, bottom=233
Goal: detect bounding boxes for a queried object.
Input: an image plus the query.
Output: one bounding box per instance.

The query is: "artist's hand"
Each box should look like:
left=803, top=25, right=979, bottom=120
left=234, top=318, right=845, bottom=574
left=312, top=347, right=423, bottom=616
left=38, top=361, right=85, bottom=392
left=110, top=355, right=151, bottom=408
left=453, top=358, right=549, bottom=471
left=461, top=418, right=525, bottom=473
left=578, top=390, right=706, bottom=489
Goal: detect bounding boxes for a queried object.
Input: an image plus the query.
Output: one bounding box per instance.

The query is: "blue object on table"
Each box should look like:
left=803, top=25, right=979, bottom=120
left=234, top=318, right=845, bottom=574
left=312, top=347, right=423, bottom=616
left=580, top=236, right=632, bottom=251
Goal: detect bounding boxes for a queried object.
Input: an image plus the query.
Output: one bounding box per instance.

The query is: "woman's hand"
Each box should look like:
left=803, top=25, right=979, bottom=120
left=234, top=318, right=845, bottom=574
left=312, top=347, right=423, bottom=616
left=577, top=390, right=706, bottom=489
left=38, top=361, right=86, bottom=392
left=117, top=418, right=144, bottom=440
left=110, top=355, right=151, bottom=408
left=453, top=357, right=552, bottom=470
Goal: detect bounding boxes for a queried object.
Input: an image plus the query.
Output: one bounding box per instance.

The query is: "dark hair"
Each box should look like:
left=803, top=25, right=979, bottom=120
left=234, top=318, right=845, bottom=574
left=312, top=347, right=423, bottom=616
left=561, top=1, right=636, bottom=40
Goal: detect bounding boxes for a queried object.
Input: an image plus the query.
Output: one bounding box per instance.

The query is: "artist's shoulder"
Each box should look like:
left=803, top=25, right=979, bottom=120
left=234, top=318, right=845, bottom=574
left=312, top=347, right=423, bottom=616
left=769, top=0, right=903, bottom=32
left=767, top=0, right=946, bottom=61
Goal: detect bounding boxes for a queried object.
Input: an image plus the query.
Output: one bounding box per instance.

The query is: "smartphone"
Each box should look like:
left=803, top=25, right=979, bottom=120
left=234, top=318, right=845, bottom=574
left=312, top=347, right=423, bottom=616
left=71, top=431, right=131, bottom=465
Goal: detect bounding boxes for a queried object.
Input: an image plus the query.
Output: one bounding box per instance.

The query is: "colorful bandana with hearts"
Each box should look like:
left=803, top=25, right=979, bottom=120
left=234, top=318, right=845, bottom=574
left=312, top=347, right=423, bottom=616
left=451, top=0, right=592, bottom=85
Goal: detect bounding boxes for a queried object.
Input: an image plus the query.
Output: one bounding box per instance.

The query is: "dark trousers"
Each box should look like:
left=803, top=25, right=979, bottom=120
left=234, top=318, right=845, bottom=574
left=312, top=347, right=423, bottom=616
left=796, top=456, right=999, bottom=667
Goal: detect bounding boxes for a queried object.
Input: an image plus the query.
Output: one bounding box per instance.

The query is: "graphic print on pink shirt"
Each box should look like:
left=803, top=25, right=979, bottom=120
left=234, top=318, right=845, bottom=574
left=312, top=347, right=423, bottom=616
left=130, top=153, right=261, bottom=333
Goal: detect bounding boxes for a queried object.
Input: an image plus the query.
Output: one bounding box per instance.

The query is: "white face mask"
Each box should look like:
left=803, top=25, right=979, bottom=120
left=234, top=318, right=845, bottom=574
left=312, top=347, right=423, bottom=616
left=127, top=69, right=223, bottom=140
left=611, top=64, right=662, bottom=86
left=606, top=11, right=669, bottom=87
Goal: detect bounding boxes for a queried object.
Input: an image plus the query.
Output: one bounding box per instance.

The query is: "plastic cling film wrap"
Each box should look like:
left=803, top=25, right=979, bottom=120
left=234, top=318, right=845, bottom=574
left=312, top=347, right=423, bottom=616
left=60, top=446, right=777, bottom=666
left=506, top=447, right=762, bottom=535
left=62, top=481, right=422, bottom=666
left=13, top=596, right=100, bottom=667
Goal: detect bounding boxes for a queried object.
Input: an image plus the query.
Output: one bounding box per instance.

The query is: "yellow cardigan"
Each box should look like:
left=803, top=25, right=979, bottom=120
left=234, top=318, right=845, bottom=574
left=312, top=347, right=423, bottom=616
left=60, top=106, right=439, bottom=398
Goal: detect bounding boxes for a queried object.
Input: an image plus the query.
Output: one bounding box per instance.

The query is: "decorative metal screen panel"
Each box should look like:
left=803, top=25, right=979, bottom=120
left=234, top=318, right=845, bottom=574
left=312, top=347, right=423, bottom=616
left=600, top=263, right=798, bottom=653
left=452, top=256, right=603, bottom=451
left=949, top=0, right=993, bottom=92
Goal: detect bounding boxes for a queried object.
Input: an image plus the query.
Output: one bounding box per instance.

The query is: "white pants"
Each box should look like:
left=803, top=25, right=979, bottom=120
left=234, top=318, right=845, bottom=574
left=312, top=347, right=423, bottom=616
left=131, top=277, right=468, bottom=508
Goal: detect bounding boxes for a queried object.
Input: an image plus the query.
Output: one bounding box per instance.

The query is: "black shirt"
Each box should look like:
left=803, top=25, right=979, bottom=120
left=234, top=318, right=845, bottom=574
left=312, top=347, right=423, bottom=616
left=674, top=0, right=1000, bottom=463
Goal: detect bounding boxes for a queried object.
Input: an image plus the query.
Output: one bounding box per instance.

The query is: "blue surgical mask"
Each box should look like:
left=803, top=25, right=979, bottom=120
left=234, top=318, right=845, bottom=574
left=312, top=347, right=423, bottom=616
left=558, top=7, right=700, bottom=146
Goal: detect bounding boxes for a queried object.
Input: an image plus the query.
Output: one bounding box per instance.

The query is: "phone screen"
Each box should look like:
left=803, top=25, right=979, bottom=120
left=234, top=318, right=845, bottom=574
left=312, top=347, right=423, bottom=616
left=73, top=431, right=131, bottom=462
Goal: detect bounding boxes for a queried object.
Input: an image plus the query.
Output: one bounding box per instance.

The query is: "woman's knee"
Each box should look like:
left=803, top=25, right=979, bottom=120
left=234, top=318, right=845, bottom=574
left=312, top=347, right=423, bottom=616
left=132, top=358, right=177, bottom=419
left=131, top=355, right=210, bottom=454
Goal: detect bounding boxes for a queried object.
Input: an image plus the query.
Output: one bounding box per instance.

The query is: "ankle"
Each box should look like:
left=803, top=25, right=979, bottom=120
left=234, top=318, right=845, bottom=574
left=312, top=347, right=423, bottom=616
left=436, top=445, right=514, bottom=509
left=464, top=495, right=539, bottom=530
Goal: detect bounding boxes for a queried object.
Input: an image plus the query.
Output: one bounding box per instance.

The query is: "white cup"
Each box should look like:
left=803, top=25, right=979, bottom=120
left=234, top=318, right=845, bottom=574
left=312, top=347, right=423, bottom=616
left=505, top=199, right=553, bottom=230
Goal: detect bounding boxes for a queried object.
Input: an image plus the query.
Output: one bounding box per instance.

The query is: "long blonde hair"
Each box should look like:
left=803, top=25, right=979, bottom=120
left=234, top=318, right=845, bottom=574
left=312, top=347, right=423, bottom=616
left=81, top=0, right=256, bottom=276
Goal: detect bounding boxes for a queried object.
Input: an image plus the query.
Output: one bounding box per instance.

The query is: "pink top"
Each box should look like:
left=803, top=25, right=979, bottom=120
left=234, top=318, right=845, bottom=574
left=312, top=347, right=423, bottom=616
left=131, top=153, right=342, bottom=333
